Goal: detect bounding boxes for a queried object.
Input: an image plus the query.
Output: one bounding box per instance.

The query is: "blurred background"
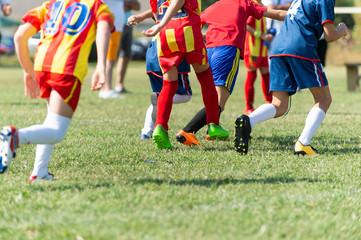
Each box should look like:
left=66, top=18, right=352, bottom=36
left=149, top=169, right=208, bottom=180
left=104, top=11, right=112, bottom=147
left=0, top=0, right=360, bottom=65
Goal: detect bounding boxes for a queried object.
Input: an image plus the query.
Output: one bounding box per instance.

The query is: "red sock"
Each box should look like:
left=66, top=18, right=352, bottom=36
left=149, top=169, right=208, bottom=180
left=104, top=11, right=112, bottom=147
left=155, top=80, right=178, bottom=131
left=196, top=67, right=219, bottom=125
left=244, top=70, right=257, bottom=110
left=261, top=72, right=272, bottom=103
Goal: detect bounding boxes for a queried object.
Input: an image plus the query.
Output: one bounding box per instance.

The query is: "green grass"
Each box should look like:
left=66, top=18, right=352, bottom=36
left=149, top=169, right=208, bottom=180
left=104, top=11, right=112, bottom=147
left=0, top=58, right=360, bottom=240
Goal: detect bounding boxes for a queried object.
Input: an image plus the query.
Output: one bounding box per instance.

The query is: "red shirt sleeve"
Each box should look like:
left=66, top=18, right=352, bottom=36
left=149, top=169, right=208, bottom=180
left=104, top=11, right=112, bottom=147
left=247, top=0, right=266, bottom=20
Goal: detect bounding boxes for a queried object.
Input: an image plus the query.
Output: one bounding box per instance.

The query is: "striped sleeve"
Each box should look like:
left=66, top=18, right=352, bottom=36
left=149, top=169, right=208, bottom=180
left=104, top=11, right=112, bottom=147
left=22, top=2, right=49, bottom=31
left=96, top=2, right=115, bottom=32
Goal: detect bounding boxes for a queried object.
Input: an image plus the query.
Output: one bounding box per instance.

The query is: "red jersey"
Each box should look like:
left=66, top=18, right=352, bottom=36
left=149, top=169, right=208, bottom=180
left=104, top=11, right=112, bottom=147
left=23, top=0, right=114, bottom=82
left=150, top=0, right=205, bottom=57
left=201, top=0, right=265, bottom=59
left=245, top=16, right=268, bottom=58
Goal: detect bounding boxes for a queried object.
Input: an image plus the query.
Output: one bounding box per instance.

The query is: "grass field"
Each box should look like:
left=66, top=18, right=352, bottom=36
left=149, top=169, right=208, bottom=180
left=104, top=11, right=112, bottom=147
left=0, top=58, right=361, bottom=240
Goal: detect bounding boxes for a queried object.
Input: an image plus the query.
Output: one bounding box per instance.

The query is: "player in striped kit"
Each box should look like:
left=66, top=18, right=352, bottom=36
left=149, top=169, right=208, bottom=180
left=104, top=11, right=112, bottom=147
left=0, top=0, right=114, bottom=181
left=139, top=0, right=230, bottom=149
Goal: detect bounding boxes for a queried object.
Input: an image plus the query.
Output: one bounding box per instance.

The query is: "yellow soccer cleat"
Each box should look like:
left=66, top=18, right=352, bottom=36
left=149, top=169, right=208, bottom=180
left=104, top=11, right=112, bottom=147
left=294, top=141, right=318, bottom=156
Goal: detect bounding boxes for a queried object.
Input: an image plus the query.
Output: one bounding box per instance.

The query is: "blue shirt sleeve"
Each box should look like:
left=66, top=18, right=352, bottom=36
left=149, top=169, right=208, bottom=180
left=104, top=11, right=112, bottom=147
left=318, top=0, right=335, bottom=25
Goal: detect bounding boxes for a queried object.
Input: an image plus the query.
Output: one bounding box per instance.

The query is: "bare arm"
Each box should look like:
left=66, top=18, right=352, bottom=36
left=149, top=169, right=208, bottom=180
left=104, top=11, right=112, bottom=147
left=268, top=2, right=291, bottom=10
left=127, top=8, right=153, bottom=25
left=246, top=25, right=273, bottom=43
left=2, top=4, right=11, bottom=16
left=91, top=21, right=111, bottom=91
left=124, top=0, right=140, bottom=12
left=263, top=7, right=287, bottom=21
left=14, top=23, right=39, bottom=99
left=323, top=22, right=348, bottom=42
left=143, top=0, right=185, bottom=37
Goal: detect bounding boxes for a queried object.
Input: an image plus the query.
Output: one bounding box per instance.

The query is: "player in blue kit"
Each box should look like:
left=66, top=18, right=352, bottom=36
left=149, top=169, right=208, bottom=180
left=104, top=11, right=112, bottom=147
left=140, top=37, right=192, bottom=139
left=234, top=0, right=348, bottom=155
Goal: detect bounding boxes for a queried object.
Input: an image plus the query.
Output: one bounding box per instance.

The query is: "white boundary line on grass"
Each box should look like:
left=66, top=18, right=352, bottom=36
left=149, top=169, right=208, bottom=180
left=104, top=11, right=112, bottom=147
left=335, top=7, right=361, bottom=14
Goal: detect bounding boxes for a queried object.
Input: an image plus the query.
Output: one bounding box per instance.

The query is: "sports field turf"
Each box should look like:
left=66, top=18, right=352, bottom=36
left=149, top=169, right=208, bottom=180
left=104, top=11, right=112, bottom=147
left=0, top=60, right=360, bottom=239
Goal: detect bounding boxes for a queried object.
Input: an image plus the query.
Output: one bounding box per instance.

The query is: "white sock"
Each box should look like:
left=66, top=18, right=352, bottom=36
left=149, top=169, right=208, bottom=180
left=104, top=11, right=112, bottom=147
left=18, top=111, right=71, bottom=145
left=141, top=105, right=154, bottom=136
left=31, top=144, right=54, bottom=178
left=172, top=94, right=191, bottom=104
left=249, top=103, right=276, bottom=128
left=298, top=107, right=326, bottom=146
left=140, top=94, right=192, bottom=136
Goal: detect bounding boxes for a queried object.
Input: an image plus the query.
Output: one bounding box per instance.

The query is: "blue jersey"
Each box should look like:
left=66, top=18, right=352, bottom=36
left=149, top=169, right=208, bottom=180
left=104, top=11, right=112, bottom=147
left=270, top=0, right=335, bottom=60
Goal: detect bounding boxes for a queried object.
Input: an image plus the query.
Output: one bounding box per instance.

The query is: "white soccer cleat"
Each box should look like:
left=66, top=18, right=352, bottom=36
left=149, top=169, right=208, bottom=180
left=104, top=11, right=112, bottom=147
left=99, top=90, right=124, bottom=99
left=0, top=126, right=19, bottom=174
left=28, top=172, right=55, bottom=183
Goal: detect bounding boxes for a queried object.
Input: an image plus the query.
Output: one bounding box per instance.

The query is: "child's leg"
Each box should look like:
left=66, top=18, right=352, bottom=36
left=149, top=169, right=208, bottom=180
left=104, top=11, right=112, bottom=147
left=182, top=84, right=227, bottom=133
left=249, top=91, right=289, bottom=128
left=31, top=144, right=54, bottom=178
left=142, top=94, right=191, bottom=138
left=298, top=107, right=325, bottom=146
left=244, top=70, right=257, bottom=112
left=298, top=86, right=331, bottom=146
left=18, top=90, right=73, bottom=145
left=234, top=91, right=289, bottom=154
left=18, top=111, right=71, bottom=145
left=192, top=63, right=219, bottom=125
left=155, top=66, right=178, bottom=131
left=141, top=104, right=155, bottom=138
left=172, top=94, right=191, bottom=104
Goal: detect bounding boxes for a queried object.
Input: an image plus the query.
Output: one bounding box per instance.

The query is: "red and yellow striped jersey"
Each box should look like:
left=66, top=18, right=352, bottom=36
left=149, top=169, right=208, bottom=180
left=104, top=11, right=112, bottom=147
left=23, top=0, right=114, bottom=82
left=244, top=16, right=268, bottom=58
left=150, top=0, right=205, bottom=57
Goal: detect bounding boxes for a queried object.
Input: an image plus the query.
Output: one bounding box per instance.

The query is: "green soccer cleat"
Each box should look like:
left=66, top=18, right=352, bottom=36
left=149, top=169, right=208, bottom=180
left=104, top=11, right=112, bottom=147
left=294, top=141, right=318, bottom=156
left=208, top=123, right=229, bottom=140
left=234, top=115, right=252, bottom=155
left=153, top=125, right=173, bottom=149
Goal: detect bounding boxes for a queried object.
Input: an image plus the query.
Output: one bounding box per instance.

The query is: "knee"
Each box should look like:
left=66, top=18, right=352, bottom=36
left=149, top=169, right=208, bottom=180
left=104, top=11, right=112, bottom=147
left=272, top=102, right=288, bottom=118
left=51, top=129, right=67, bottom=143
left=317, top=95, right=332, bottom=112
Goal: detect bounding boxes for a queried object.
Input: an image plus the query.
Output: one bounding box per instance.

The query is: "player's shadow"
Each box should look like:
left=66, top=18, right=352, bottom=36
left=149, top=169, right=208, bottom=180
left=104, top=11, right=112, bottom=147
left=29, top=181, right=115, bottom=192
left=130, top=176, right=328, bottom=187
left=0, top=101, right=43, bottom=106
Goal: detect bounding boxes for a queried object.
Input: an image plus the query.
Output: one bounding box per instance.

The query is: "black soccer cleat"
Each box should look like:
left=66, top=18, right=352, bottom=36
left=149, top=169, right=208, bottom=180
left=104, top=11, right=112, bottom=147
left=234, top=114, right=252, bottom=155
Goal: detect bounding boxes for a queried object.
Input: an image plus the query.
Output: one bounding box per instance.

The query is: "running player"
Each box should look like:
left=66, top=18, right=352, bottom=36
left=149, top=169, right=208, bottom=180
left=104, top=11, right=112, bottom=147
left=0, top=0, right=114, bottom=181
left=138, top=0, right=229, bottom=149
left=234, top=0, right=348, bottom=155
left=140, top=36, right=192, bottom=139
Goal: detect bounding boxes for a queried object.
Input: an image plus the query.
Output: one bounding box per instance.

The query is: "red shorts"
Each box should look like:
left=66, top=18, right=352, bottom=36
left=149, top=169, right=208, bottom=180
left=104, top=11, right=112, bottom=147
left=35, top=71, right=81, bottom=111
left=244, top=55, right=269, bottom=69
left=159, top=48, right=208, bottom=73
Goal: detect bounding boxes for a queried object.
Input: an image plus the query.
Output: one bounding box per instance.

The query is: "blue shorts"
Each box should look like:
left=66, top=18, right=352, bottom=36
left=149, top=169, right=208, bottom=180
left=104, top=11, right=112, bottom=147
left=146, top=40, right=190, bottom=74
left=270, top=56, right=328, bottom=95
left=147, top=72, right=192, bottom=96
left=207, top=45, right=240, bottom=94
